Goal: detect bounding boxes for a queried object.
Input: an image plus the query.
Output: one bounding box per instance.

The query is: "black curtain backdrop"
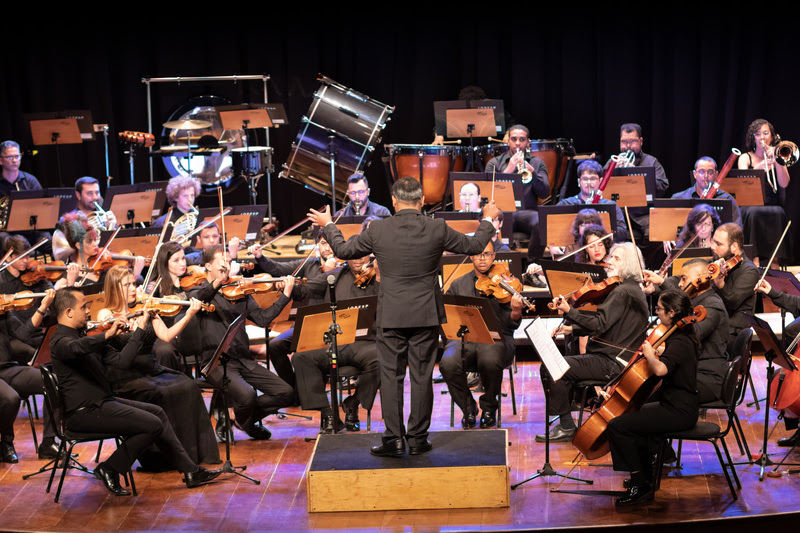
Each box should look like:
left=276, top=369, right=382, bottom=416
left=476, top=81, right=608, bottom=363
left=2, top=15, right=798, bottom=260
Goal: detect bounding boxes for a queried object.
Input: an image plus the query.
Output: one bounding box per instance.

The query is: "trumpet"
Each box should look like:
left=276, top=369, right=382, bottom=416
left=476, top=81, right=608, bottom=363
left=87, top=201, right=113, bottom=232
left=516, top=149, right=533, bottom=184
left=613, top=149, right=636, bottom=167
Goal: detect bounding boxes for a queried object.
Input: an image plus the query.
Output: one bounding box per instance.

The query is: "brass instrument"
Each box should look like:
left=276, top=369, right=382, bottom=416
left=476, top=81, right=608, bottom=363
left=0, top=196, right=9, bottom=231
left=613, top=149, right=636, bottom=167
left=775, top=139, right=799, bottom=167
left=171, top=206, right=199, bottom=242
left=87, top=201, right=113, bottom=232
left=516, top=149, right=533, bottom=184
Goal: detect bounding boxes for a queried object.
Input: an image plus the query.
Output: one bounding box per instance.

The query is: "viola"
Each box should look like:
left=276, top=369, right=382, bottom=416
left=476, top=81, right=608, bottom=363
left=220, top=274, right=307, bottom=301
left=572, top=305, right=707, bottom=459
left=353, top=260, right=378, bottom=289
left=0, top=291, right=47, bottom=314
left=474, top=263, right=536, bottom=312
left=684, top=255, right=742, bottom=298
left=547, top=276, right=622, bottom=311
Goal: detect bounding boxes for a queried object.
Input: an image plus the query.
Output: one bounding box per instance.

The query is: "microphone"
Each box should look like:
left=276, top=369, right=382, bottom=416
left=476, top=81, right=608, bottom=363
left=327, top=274, right=337, bottom=306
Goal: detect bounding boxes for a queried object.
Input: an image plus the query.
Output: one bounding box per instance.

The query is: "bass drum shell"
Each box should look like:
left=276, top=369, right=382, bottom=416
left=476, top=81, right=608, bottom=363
left=385, top=144, right=466, bottom=205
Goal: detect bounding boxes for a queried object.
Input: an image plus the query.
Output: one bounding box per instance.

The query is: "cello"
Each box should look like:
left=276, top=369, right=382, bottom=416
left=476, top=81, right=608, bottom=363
left=572, top=305, right=707, bottom=460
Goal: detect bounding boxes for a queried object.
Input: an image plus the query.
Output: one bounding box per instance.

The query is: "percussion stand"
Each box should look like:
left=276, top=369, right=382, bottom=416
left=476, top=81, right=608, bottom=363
left=512, top=367, right=593, bottom=490
left=326, top=135, right=338, bottom=214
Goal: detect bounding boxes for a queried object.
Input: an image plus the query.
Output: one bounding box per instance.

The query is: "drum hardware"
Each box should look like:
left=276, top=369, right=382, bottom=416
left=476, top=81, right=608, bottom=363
left=517, top=148, right=533, bottom=184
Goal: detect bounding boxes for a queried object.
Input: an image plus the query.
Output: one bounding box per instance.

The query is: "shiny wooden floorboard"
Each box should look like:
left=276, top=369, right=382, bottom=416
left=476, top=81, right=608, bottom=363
left=1, top=356, right=799, bottom=532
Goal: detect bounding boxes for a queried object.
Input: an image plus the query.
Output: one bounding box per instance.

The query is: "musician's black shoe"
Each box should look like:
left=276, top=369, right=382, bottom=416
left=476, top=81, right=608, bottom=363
left=778, top=429, right=800, bottom=447
left=534, top=424, right=576, bottom=443
left=343, top=396, right=360, bottom=432
left=408, top=440, right=433, bottom=455
left=37, top=440, right=61, bottom=460
left=462, top=404, right=478, bottom=430
left=215, top=422, right=229, bottom=443
left=615, top=483, right=654, bottom=507
left=479, top=410, right=497, bottom=428
left=370, top=438, right=406, bottom=458
left=1, top=441, right=19, bottom=463
left=240, top=423, right=271, bottom=441
left=185, top=467, right=222, bottom=488
left=320, top=414, right=335, bottom=435
left=93, top=463, right=131, bottom=496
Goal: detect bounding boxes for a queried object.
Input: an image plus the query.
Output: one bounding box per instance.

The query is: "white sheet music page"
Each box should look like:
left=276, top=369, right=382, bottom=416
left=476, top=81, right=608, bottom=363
left=524, top=317, right=570, bottom=381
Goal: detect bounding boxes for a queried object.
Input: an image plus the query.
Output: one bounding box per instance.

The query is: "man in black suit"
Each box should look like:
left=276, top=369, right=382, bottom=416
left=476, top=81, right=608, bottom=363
left=308, top=177, right=500, bottom=457
left=49, top=288, right=221, bottom=496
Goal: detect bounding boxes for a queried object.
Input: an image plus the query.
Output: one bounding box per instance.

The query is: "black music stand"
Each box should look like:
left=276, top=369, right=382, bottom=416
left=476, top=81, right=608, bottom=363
left=201, top=312, right=260, bottom=485
left=514, top=318, right=593, bottom=490
left=738, top=315, right=799, bottom=480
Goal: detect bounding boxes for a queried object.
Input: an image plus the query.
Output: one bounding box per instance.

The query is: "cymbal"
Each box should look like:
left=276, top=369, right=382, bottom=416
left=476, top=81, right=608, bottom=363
left=162, top=119, right=213, bottom=130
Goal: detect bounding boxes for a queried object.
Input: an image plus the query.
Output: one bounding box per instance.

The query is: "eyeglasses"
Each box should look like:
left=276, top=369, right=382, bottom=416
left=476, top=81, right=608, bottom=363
left=654, top=305, right=665, bottom=312
left=620, top=139, right=641, bottom=147
left=473, top=252, right=494, bottom=259
left=348, top=189, right=368, bottom=197
left=1, top=155, right=21, bottom=161
left=694, top=170, right=717, bottom=177
left=579, top=176, right=600, bottom=183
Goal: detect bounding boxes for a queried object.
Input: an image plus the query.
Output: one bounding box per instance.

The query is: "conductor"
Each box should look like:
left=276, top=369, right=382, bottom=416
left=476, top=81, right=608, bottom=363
left=308, top=177, right=500, bottom=457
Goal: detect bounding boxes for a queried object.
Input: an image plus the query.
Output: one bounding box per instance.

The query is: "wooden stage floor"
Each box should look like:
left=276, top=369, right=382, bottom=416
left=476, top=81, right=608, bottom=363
left=1, top=356, right=799, bottom=532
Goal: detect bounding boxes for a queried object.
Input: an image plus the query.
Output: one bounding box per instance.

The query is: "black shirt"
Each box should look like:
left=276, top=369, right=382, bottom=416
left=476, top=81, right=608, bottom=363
left=446, top=270, right=521, bottom=340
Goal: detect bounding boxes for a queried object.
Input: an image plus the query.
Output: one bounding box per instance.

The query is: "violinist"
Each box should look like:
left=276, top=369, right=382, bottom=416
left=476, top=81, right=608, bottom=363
left=708, top=222, right=760, bottom=350
left=536, top=242, right=649, bottom=443
left=671, top=204, right=720, bottom=251
left=251, top=227, right=339, bottom=280
left=0, top=288, right=58, bottom=462
left=0, top=235, right=76, bottom=359
left=643, top=259, right=729, bottom=403
left=671, top=157, right=742, bottom=227
left=439, top=243, right=522, bottom=429
left=95, top=265, right=220, bottom=470
left=606, top=289, right=700, bottom=507
left=184, top=222, right=241, bottom=275
left=186, top=244, right=295, bottom=441
left=58, top=212, right=146, bottom=285
left=756, top=278, right=800, bottom=447
left=289, top=255, right=380, bottom=433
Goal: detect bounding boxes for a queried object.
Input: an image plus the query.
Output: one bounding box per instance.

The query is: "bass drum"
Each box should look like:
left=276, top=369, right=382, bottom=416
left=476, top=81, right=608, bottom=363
left=385, top=144, right=466, bottom=206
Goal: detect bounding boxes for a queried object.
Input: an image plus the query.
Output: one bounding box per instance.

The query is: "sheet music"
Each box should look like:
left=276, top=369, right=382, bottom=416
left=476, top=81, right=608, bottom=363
left=524, top=318, right=570, bottom=381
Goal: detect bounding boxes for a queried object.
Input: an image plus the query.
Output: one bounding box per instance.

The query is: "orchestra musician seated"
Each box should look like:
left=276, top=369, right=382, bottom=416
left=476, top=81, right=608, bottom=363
left=287, top=254, right=380, bottom=433
left=536, top=242, right=649, bottom=443
left=439, top=243, right=523, bottom=429
left=186, top=244, right=295, bottom=441
left=52, top=177, right=118, bottom=261
left=643, top=258, right=729, bottom=403
left=96, top=265, right=221, bottom=469
left=671, top=157, right=742, bottom=228
left=606, top=289, right=700, bottom=507
left=334, top=173, right=391, bottom=218
left=458, top=182, right=483, bottom=213
left=152, top=175, right=201, bottom=229
left=49, top=287, right=222, bottom=495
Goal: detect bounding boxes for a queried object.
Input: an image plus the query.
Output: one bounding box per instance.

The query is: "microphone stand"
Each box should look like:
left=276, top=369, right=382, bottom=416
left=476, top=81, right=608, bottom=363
left=327, top=136, right=339, bottom=214
left=324, top=274, right=342, bottom=433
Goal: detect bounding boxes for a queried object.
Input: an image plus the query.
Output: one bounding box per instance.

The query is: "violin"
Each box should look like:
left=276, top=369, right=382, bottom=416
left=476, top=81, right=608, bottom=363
left=20, top=260, right=95, bottom=286
left=89, top=250, right=152, bottom=272
left=353, top=260, right=378, bottom=289
left=131, top=295, right=215, bottom=316
left=220, top=274, right=307, bottom=301
left=0, top=291, right=47, bottom=314
left=547, top=276, right=622, bottom=310
left=179, top=266, right=209, bottom=290
left=474, top=264, right=536, bottom=312
left=684, top=255, right=742, bottom=298
left=572, top=305, right=707, bottom=459
left=86, top=310, right=151, bottom=335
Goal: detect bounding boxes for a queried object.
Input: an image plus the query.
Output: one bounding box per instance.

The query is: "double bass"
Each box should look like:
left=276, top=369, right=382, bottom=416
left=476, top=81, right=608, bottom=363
left=572, top=306, right=707, bottom=459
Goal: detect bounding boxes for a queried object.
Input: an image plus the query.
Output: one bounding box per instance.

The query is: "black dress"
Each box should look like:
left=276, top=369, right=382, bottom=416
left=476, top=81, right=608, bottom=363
left=107, top=325, right=220, bottom=469
left=741, top=153, right=792, bottom=264
left=606, top=329, right=699, bottom=474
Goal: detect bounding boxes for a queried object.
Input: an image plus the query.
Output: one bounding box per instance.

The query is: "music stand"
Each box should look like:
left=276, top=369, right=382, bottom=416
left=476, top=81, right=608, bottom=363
left=200, top=311, right=260, bottom=484
left=609, top=167, right=657, bottom=205
left=449, top=172, right=524, bottom=211
left=441, top=295, right=502, bottom=345
left=439, top=252, right=524, bottom=294
left=108, top=191, right=159, bottom=227
left=739, top=316, right=799, bottom=480
left=28, top=115, right=84, bottom=187
left=538, top=205, right=615, bottom=248
left=540, top=260, right=607, bottom=313
left=724, top=170, right=766, bottom=206
left=7, top=197, right=61, bottom=232
left=513, top=317, right=592, bottom=490
left=446, top=108, right=496, bottom=172
left=432, top=212, right=482, bottom=236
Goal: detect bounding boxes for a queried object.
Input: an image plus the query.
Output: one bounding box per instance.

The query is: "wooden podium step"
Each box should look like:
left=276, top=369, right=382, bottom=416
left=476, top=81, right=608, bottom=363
left=307, top=429, right=509, bottom=512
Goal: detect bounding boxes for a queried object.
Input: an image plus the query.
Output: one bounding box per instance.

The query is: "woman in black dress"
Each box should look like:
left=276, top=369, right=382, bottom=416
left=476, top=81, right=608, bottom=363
left=606, top=289, right=700, bottom=507
left=97, top=265, right=221, bottom=470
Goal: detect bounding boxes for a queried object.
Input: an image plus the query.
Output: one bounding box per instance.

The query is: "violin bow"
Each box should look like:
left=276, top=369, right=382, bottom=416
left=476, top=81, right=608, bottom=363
left=218, top=187, right=227, bottom=260
left=0, top=237, right=49, bottom=273
left=556, top=233, right=613, bottom=262
left=753, top=220, right=791, bottom=292
left=78, top=226, right=122, bottom=287
left=441, top=254, right=471, bottom=290
left=141, top=207, right=173, bottom=292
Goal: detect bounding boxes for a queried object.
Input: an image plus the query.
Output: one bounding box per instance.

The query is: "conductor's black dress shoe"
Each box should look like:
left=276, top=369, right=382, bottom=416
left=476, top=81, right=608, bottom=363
left=370, top=438, right=406, bottom=458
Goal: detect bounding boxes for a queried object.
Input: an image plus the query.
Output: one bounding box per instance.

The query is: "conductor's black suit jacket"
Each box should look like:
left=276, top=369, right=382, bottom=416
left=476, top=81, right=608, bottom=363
left=322, top=209, right=495, bottom=329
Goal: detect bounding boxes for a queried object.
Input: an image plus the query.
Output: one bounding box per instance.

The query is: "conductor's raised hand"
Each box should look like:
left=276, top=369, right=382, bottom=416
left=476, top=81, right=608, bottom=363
left=482, top=200, right=500, bottom=221
left=308, top=206, right=332, bottom=227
